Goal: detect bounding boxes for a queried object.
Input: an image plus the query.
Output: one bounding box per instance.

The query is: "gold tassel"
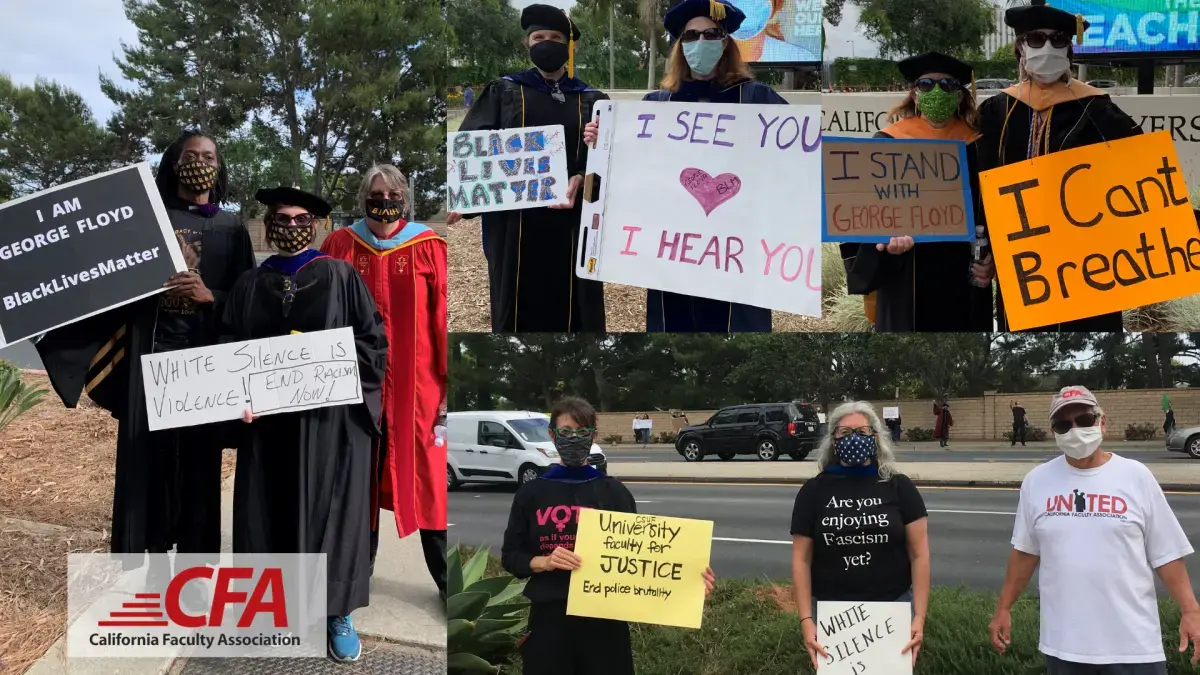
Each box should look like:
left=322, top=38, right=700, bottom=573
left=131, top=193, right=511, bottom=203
left=566, top=10, right=576, bottom=77
left=709, top=0, right=726, bottom=22
left=1076, top=14, right=1084, bottom=44
left=971, top=70, right=977, bottom=102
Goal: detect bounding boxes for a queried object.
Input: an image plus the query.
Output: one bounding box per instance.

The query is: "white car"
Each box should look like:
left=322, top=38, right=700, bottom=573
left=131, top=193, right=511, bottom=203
left=447, top=411, right=608, bottom=490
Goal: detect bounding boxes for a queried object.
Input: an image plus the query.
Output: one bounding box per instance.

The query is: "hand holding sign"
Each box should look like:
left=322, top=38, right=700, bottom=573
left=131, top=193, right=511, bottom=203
left=815, top=601, right=913, bottom=675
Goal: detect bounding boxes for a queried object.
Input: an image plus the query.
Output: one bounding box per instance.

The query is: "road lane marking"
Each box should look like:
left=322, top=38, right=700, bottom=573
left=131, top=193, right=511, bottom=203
left=621, top=481, right=1199, bottom=495
left=635, top=500, right=655, bottom=504
left=928, top=509, right=1016, bottom=515
left=714, top=536, right=790, bottom=545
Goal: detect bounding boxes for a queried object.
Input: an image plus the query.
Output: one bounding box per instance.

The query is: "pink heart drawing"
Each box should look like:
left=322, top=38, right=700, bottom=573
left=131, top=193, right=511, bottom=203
left=679, top=168, right=742, bottom=216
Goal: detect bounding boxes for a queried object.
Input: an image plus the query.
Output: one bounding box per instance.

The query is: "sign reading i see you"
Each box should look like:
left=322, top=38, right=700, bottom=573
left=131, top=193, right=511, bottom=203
left=567, top=510, right=713, bottom=629
left=446, top=125, right=570, bottom=213
left=816, top=601, right=913, bottom=675
left=978, top=130, right=1196, bottom=331
left=576, top=100, right=824, bottom=317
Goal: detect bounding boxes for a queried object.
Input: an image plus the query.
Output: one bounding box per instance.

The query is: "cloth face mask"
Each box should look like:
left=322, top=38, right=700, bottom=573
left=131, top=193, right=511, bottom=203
left=834, top=433, right=877, bottom=467
left=553, top=435, right=592, bottom=467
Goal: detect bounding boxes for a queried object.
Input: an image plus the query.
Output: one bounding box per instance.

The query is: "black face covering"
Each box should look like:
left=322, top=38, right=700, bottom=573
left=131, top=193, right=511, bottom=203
left=365, top=198, right=404, bottom=224
left=530, top=41, right=569, bottom=73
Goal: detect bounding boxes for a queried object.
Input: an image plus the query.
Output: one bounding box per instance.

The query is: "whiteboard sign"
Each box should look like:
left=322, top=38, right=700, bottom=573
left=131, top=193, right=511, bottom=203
left=446, top=125, right=570, bottom=214
left=882, top=407, right=899, bottom=419
left=141, top=328, right=362, bottom=431
left=816, top=601, right=912, bottom=675
left=576, top=100, right=824, bottom=317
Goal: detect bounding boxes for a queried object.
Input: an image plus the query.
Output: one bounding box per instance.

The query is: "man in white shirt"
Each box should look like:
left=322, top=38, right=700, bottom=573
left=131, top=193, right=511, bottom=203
left=988, top=385, right=1200, bottom=674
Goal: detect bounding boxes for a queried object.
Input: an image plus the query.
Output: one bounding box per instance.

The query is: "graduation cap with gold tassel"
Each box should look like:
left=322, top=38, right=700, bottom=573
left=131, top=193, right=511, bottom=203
left=1004, top=0, right=1091, bottom=44
left=521, top=4, right=582, bottom=77
left=664, top=0, right=746, bottom=41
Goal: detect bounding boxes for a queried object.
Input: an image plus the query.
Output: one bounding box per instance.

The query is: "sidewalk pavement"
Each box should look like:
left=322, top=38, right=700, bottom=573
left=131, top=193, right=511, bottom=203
left=610, top=459, right=1200, bottom=491
left=26, top=476, right=445, bottom=674
left=605, top=440, right=1170, bottom=452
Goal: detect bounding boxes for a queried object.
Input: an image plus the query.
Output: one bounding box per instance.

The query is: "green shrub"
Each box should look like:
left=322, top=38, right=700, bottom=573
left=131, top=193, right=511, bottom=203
left=0, top=359, right=47, bottom=436
left=655, top=431, right=675, bottom=444
left=447, top=92, right=465, bottom=108
left=906, top=427, right=934, bottom=442
left=603, top=434, right=623, bottom=445
left=1003, top=425, right=1048, bottom=443
left=1125, top=422, right=1159, bottom=441
left=447, top=544, right=529, bottom=674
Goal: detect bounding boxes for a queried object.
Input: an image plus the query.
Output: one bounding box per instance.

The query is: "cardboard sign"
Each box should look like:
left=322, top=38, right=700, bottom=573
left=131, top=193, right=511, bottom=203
left=978, top=130, right=1196, bottom=331
left=567, top=509, right=713, bottom=629
left=822, top=137, right=975, bottom=243
left=445, top=125, right=570, bottom=213
left=0, top=164, right=185, bottom=347
left=140, top=328, right=362, bottom=431
left=882, top=407, right=899, bottom=420
left=816, top=601, right=913, bottom=675
left=576, top=100, right=824, bottom=317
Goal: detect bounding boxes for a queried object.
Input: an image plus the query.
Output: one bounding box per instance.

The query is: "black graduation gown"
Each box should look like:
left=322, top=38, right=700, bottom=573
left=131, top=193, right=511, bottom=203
left=220, top=250, right=387, bottom=617
left=977, top=82, right=1142, bottom=332
left=35, top=205, right=255, bottom=558
left=460, top=69, right=608, bottom=333
left=643, top=79, right=786, bottom=333
left=840, top=122, right=993, bottom=332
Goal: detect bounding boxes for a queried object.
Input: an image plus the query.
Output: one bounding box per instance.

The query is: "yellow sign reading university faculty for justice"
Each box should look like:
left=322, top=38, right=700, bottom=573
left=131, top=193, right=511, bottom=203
left=978, top=130, right=1196, bottom=331
left=567, top=509, right=713, bottom=629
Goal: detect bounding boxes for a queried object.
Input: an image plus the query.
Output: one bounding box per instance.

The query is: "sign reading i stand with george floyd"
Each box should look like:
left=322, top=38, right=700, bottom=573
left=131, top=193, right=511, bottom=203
left=978, top=130, right=1196, bottom=331
left=0, top=164, right=185, bottom=347
left=446, top=125, right=570, bottom=213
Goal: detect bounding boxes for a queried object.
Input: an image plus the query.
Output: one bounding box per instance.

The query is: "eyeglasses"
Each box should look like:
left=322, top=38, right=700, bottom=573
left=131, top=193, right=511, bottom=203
left=833, top=426, right=875, bottom=440
left=915, top=77, right=962, bottom=93
left=551, top=427, right=595, bottom=439
left=1050, top=412, right=1099, bottom=435
left=269, top=213, right=316, bottom=228
left=680, top=28, right=726, bottom=43
left=1023, top=31, right=1072, bottom=49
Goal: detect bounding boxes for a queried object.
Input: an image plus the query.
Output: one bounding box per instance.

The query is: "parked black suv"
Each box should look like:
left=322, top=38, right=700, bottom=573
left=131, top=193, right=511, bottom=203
left=674, top=402, right=822, bottom=461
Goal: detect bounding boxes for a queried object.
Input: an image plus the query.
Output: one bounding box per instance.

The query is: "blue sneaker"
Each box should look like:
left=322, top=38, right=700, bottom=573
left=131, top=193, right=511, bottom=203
left=327, top=615, right=362, bottom=662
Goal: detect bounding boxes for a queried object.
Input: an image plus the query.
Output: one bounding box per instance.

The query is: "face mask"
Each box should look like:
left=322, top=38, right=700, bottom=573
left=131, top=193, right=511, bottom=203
left=834, top=433, right=877, bottom=467
left=915, top=87, right=961, bottom=124
left=267, top=222, right=315, bottom=254
left=683, top=39, right=725, bottom=76
left=530, top=41, right=569, bottom=73
left=1022, top=43, right=1071, bottom=84
left=366, top=198, right=405, bottom=224
left=177, top=160, right=218, bottom=193
left=1055, top=426, right=1103, bottom=460
left=553, top=435, right=592, bottom=467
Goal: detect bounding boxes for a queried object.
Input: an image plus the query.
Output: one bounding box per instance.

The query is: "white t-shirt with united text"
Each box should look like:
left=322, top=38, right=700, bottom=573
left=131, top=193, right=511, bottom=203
left=1012, top=454, right=1193, bottom=664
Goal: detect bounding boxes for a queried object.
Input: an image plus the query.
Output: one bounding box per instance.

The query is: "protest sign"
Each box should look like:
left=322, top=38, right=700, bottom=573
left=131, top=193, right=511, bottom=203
left=576, top=100, right=824, bottom=317
left=0, top=164, right=185, bottom=347
left=446, top=125, right=570, bottom=213
left=882, top=407, right=899, bottom=420
left=140, top=328, right=362, bottom=432
left=567, top=509, right=713, bottom=629
left=815, top=601, right=913, bottom=675
left=978, top=130, right=1196, bottom=331
left=822, top=136, right=974, bottom=243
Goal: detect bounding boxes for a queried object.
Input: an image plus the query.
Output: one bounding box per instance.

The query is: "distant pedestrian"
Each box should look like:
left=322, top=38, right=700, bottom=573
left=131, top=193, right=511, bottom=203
left=644, top=414, right=654, bottom=445
left=1011, top=400, right=1027, bottom=447
left=892, top=414, right=902, bottom=442
left=1165, top=406, right=1176, bottom=436
left=933, top=401, right=952, bottom=448
left=463, top=85, right=475, bottom=109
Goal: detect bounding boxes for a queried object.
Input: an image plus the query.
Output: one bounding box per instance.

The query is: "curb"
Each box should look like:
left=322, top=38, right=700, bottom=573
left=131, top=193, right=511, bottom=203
left=616, top=475, right=1200, bottom=492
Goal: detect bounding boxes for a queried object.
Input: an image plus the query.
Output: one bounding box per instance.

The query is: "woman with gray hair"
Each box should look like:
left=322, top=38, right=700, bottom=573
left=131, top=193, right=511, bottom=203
left=790, top=400, right=930, bottom=669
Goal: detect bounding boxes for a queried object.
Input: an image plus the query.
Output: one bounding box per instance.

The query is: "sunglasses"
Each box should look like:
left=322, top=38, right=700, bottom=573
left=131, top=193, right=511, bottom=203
left=1023, top=31, right=1072, bottom=49
left=680, top=28, right=726, bottom=43
left=1050, top=412, right=1099, bottom=435
left=915, top=77, right=962, bottom=93
left=833, top=426, right=875, bottom=440
left=269, top=213, right=316, bottom=228
left=551, top=427, right=595, bottom=439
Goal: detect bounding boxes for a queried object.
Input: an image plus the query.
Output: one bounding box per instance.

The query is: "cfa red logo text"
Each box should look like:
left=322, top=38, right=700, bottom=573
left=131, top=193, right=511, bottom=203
left=101, top=567, right=288, bottom=629
left=1062, top=390, right=1085, bottom=399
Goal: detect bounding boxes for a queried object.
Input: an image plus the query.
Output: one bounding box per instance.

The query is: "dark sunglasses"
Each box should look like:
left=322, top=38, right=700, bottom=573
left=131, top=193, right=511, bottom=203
left=915, top=77, right=962, bottom=93
left=551, top=427, right=595, bottom=439
left=1050, top=412, right=1099, bottom=435
left=269, top=213, right=316, bottom=228
left=1023, top=31, right=1072, bottom=49
left=680, top=28, right=726, bottom=43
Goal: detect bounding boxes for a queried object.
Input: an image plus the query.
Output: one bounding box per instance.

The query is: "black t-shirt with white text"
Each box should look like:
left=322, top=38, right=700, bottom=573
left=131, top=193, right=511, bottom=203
left=1012, top=406, right=1026, bottom=424
left=790, top=472, right=927, bottom=602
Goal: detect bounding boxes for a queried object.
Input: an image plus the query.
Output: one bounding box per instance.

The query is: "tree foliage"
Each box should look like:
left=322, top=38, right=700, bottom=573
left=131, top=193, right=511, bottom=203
left=822, top=0, right=993, bottom=59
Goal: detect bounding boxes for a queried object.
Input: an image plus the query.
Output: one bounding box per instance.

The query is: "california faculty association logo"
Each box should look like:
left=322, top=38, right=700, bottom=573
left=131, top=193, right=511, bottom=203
left=1045, top=489, right=1131, bottom=521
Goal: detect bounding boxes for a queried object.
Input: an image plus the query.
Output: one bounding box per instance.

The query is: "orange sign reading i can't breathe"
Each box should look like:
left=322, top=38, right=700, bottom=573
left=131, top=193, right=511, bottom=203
left=978, top=131, right=1196, bottom=331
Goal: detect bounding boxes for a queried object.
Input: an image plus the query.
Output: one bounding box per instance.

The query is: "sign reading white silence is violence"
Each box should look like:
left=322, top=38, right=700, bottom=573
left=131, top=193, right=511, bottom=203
left=0, top=164, right=185, bottom=347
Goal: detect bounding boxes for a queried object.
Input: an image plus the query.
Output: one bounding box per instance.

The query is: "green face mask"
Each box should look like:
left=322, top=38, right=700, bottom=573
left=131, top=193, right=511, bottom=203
left=915, top=88, right=961, bottom=124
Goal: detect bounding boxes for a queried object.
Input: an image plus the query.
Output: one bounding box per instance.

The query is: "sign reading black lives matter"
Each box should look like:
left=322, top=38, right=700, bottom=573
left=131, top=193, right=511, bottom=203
left=0, top=164, right=185, bottom=347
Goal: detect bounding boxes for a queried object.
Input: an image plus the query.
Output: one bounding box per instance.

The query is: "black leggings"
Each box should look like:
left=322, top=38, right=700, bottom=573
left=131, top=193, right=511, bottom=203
left=520, top=602, right=634, bottom=675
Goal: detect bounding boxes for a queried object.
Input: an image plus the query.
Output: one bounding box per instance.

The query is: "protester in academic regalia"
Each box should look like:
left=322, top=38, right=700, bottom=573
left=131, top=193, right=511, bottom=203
left=978, top=0, right=1144, bottom=332
left=933, top=401, right=953, bottom=448
left=320, top=164, right=448, bottom=599
left=446, top=4, right=607, bottom=332
left=35, top=131, right=255, bottom=574
left=841, top=53, right=994, bottom=332
left=224, top=186, right=387, bottom=663
left=583, top=0, right=787, bottom=332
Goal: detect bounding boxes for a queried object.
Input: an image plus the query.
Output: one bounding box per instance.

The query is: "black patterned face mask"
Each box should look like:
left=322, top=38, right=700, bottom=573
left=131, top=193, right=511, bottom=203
left=177, top=160, right=218, bottom=193
left=267, top=223, right=315, bottom=253
left=365, top=198, right=405, bottom=224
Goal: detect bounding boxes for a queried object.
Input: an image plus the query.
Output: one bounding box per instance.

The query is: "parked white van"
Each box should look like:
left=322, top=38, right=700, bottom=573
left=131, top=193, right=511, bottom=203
left=447, top=411, right=608, bottom=490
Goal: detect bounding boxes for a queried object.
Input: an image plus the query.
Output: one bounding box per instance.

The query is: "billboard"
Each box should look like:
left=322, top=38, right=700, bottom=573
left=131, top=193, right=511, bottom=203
left=1056, top=0, right=1200, bottom=57
left=727, top=0, right=821, bottom=64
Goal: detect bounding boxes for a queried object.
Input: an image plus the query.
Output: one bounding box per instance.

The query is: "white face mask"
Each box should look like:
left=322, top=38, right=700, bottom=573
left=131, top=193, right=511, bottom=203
left=1055, top=426, right=1103, bottom=460
left=1022, top=43, right=1071, bottom=84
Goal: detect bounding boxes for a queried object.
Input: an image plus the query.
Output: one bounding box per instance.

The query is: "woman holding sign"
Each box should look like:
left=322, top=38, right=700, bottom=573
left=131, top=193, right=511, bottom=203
left=501, top=397, right=716, bottom=675
left=582, top=0, right=787, bottom=332
left=790, top=401, right=930, bottom=669
left=840, top=52, right=994, bottom=332
left=225, top=186, right=388, bottom=663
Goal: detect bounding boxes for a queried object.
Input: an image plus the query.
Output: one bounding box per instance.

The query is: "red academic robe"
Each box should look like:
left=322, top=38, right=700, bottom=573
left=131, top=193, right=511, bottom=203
left=321, top=221, right=448, bottom=536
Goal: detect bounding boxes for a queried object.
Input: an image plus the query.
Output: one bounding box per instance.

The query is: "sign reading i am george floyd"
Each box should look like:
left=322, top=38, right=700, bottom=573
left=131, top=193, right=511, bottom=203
left=445, top=125, right=570, bottom=213
left=978, top=130, right=1196, bottom=331
left=0, top=164, right=186, bottom=347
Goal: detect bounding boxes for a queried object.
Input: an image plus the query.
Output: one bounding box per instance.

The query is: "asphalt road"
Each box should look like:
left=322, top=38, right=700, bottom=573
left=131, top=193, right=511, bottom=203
left=607, top=444, right=1188, bottom=464
left=0, top=340, right=42, bottom=369
left=449, top=483, right=1200, bottom=593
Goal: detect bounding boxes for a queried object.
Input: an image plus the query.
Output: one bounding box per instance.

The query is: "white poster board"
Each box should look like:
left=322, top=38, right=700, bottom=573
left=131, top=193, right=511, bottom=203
left=446, top=125, right=570, bottom=214
left=815, top=601, right=912, bottom=675
left=883, top=407, right=899, bottom=420
left=576, top=100, right=824, bottom=317
left=141, top=328, right=362, bottom=431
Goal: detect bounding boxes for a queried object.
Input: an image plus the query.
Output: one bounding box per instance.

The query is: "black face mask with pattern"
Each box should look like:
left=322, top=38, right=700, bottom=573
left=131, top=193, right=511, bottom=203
left=268, top=223, right=315, bottom=253
left=177, top=160, right=218, bottom=193
left=365, top=198, right=405, bottom=224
